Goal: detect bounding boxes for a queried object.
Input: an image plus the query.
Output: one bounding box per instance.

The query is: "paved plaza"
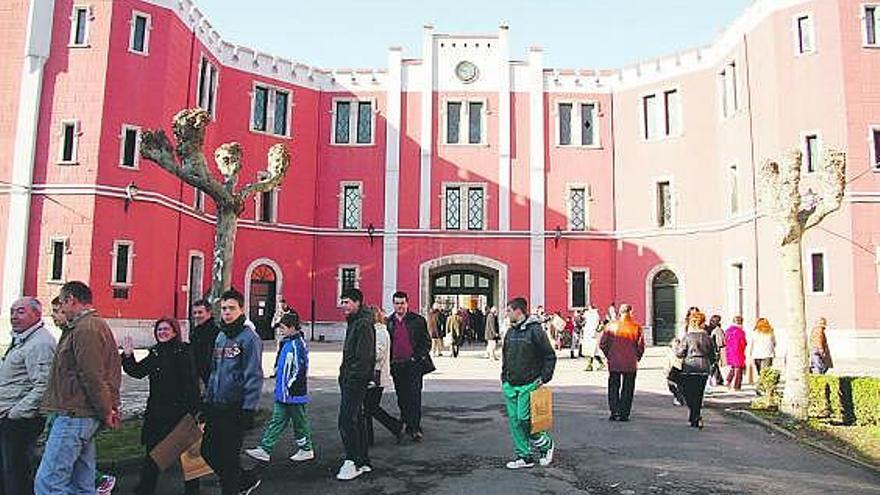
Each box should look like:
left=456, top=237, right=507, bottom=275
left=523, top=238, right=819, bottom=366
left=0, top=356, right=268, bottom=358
left=113, top=344, right=880, bottom=495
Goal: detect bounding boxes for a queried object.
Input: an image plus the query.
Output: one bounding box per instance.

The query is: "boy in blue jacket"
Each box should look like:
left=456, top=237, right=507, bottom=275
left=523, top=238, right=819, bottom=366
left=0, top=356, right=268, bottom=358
left=246, top=311, right=315, bottom=463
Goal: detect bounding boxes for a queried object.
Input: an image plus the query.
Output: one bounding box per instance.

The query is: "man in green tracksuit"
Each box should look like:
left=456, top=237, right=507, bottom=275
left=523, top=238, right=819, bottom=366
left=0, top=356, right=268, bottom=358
left=501, top=297, right=557, bottom=469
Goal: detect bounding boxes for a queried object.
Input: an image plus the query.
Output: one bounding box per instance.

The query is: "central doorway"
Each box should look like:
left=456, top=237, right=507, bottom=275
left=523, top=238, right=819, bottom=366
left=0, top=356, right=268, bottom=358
left=430, top=268, right=495, bottom=312
left=651, top=269, right=679, bottom=345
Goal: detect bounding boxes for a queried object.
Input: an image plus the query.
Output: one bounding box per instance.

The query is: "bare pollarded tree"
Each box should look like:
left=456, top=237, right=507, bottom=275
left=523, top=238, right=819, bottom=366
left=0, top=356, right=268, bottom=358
left=140, top=108, right=291, bottom=307
left=758, top=148, right=845, bottom=419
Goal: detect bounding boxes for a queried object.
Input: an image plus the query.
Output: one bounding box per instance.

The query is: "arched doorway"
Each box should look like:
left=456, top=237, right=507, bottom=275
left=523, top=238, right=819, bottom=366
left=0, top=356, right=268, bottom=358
left=248, top=264, right=277, bottom=340
left=430, top=268, right=496, bottom=312
left=651, top=269, right=679, bottom=345
left=419, top=254, right=508, bottom=314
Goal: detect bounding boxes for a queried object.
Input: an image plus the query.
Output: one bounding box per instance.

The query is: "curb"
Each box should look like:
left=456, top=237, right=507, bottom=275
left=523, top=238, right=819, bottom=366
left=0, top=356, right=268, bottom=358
left=724, top=408, right=880, bottom=476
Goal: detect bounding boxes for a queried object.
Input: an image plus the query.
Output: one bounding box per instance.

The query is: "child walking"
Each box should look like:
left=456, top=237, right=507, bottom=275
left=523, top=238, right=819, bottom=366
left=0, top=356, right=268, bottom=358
left=246, top=312, right=315, bottom=463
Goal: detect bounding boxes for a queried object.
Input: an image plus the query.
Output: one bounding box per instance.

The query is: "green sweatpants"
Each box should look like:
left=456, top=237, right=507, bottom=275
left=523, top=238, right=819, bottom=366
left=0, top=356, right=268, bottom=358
left=502, top=381, right=553, bottom=460
left=258, top=402, right=314, bottom=452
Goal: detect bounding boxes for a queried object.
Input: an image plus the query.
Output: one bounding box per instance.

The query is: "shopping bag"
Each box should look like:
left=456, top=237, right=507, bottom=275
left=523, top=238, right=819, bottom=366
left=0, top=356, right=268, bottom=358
left=149, top=414, right=203, bottom=471
left=530, top=386, right=553, bottom=434
left=180, top=433, right=213, bottom=482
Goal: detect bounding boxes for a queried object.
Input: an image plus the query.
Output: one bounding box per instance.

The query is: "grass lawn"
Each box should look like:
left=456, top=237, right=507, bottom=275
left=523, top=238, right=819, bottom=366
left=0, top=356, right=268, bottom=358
left=753, top=410, right=880, bottom=467
left=96, top=419, right=144, bottom=469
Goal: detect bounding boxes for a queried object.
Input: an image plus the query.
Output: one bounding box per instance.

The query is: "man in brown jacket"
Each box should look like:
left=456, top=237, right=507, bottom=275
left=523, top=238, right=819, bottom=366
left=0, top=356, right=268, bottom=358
left=35, top=281, right=121, bottom=495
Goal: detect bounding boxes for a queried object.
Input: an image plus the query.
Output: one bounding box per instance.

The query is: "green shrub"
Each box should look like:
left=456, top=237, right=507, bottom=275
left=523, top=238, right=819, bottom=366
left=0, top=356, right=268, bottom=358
left=808, top=375, right=880, bottom=426
left=752, top=368, right=781, bottom=410
left=851, top=377, right=880, bottom=426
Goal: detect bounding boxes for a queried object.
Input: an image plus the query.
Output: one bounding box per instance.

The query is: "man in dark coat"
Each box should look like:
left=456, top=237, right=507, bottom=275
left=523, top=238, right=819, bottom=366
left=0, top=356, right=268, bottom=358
left=386, top=291, right=432, bottom=442
left=189, top=299, right=218, bottom=388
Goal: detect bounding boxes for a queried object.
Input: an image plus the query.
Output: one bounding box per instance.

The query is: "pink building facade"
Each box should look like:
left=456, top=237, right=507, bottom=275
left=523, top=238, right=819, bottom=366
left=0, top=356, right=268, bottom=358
left=1, top=0, right=879, bottom=357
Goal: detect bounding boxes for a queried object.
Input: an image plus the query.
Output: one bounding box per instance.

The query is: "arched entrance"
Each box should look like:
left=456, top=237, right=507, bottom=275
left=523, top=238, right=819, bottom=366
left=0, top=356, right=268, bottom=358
left=651, top=269, right=679, bottom=345
left=419, top=255, right=507, bottom=314
left=247, top=264, right=278, bottom=340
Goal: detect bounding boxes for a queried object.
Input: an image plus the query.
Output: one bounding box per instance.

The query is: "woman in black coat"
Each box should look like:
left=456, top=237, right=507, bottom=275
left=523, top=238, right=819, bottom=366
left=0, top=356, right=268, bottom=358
left=675, top=311, right=717, bottom=429
left=122, top=318, right=201, bottom=495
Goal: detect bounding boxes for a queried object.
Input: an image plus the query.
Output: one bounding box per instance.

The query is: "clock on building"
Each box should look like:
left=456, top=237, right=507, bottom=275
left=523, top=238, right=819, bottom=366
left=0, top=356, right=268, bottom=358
left=455, top=60, right=479, bottom=83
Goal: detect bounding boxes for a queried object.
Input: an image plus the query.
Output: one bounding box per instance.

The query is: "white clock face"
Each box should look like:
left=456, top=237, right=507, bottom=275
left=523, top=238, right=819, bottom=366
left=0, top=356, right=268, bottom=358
left=455, top=61, right=479, bottom=83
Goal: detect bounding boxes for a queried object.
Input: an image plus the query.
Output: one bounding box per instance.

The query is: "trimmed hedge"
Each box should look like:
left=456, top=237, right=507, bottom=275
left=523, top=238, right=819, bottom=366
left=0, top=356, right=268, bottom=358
left=809, top=375, right=880, bottom=426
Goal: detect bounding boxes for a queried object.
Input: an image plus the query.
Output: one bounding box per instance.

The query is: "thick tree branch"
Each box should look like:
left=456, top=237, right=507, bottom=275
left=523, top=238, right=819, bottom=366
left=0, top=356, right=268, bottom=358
left=803, top=149, right=846, bottom=231
left=237, top=144, right=291, bottom=200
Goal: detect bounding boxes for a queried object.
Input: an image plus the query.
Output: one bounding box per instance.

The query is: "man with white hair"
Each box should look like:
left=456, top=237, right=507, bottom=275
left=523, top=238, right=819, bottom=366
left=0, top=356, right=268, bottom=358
left=0, top=297, right=56, bottom=494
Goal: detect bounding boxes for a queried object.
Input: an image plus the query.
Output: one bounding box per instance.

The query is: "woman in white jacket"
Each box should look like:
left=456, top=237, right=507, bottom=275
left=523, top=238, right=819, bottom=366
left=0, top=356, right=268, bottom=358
left=363, top=307, right=403, bottom=445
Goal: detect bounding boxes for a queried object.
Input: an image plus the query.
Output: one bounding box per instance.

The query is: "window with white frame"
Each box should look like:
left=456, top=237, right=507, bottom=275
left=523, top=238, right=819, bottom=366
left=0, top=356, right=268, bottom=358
left=558, top=102, right=598, bottom=147
left=656, top=180, right=673, bottom=227
left=719, top=62, right=738, bottom=118
left=569, top=268, right=590, bottom=309
left=333, top=100, right=373, bottom=145
left=729, top=262, right=745, bottom=317
left=112, top=240, right=134, bottom=286
left=795, top=14, right=816, bottom=54
left=129, top=11, right=151, bottom=55
left=869, top=126, right=880, bottom=171
left=196, top=56, right=218, bottom=118
left=252, top=84, right=291, bottom=137
left=865, top=5, right=880, bottom=46
left=49, top=238, right=69, bottom=283
left=804, top=134, right=821, bottom=173
left=254, top=173, right=278, bottom=223
left=808, top=250, right=828, bottom=294
left=443, top=183, right=486, bottom=230
left=876, top=246, right=880, bottom=293
left=59, top=120, right=80, bottom=164
left=193, top=188, right=205, bottom=212
left=643, top=90, right=681, bottom=140
left=70, top=5, right=90, bottom=47
left=337, top=265, right=360, bottom=304
left=119, top=124, right=140, bottom=169
left=445, top=100, right=485, bottom=145
left=568, top=186, right=589, bottom=231
left=340, top=182, right=362, bottom=230
left=728, top=164, right=740, bottom=215
left=187, top=252, right=205, bottom=308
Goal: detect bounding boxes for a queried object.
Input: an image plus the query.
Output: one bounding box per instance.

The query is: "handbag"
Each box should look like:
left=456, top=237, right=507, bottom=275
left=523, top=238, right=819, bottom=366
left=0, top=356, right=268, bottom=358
left=416, top=354, right=436, bottom=375
left=150, top=413, right=203, bottom=471
left=530, top=386, right=553, bottom=434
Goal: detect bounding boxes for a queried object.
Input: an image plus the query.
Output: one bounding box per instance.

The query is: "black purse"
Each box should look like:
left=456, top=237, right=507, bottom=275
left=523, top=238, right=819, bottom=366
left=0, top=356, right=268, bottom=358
left=416, top=354, right=436, bottom=375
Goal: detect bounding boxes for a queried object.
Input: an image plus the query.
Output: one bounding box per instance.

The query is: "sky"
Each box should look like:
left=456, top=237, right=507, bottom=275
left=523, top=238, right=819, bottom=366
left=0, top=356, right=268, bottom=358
left=194, top=0, right=754, bottom=70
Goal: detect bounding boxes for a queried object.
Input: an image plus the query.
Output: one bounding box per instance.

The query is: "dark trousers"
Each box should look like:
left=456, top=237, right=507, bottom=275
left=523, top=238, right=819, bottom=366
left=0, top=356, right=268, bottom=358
left=391, top=361, right=424, bottom=434
left=362, top=387, right=401, bottom=445
left=607, top=372, right=637, bottom=419
left=338, top=385, right=369, bottom=467
left=667, top=368, right=687, bottom=404
left=0, top=417, right=45, bottom=495
left=134, top=455, right=200, bottom=495
left=726, top=367, right=744, bottom=390
left=754, top=358, right=773, bottom=374
left=201, top=406, right=251, bottom=495
left=681, top=374, right=709, bottom=424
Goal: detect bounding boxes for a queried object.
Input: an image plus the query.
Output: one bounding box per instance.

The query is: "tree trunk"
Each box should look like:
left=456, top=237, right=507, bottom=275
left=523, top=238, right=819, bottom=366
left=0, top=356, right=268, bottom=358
left=780, top=239, right=809, bottom=419
left=209, top=206, right=239, bottom=311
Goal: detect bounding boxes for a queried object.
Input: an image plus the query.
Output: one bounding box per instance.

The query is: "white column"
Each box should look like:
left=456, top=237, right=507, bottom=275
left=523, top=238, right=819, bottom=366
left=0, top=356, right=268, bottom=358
left=2, top=0, right=55, bottom=328
left=382, top=47, right=403, bottom=310
left=528, top=47, right=546, bottom=307
left=497, top=24, right=512, bottom=232
left=418, top=25, right=435, bottom=230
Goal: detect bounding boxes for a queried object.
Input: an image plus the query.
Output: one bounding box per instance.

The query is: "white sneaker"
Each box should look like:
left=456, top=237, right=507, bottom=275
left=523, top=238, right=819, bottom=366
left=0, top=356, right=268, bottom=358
left=359, top=464, right=372, bottom=473
left=539, top=442, right=555, bottom=466
left=245, top=447, right=270, bottom=462
left=336, top=460, right=363, bottom=481
left=290, top=449, right=315, bottom=462
left=505, top=458, right=535, bottom=470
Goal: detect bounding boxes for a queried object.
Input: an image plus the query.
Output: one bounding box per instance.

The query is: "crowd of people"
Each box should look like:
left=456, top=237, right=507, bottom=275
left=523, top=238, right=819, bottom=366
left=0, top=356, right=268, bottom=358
left=0, top=279, right=838, bottom=494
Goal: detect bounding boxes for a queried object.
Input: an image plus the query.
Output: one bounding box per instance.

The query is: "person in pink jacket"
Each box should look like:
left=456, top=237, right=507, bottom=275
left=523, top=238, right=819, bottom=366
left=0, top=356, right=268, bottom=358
left=724, top=316, right=747, bottom=391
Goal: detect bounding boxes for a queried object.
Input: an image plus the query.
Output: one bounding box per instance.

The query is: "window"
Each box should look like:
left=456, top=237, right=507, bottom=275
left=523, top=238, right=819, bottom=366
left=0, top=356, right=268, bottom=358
left=804, top=134, right=820, bottom=173
left=197, top=56, right=218, bottom=117
left=251, top=84, right=291, bottom=137
left=340, top=183, right=362, bottom=229
left=796, top=14, right=815, bottom=54
left=332, top=100, right=373, bottom=145
left=664, top=90, right=681, bottom=137
left=256, top=190, right=276, bottom=223
left=187, top=252, right=204, bottom=308
left=869, top=126, right=880, bottom=171
left=445, top=100, right=485, bottom=144
left=656, top=181, right=673, bottom=227
left=865, top=5, right=880, bottom=46
left=643, top=94, right=658, bottom=140
left=568, top=186, right=588, bottom=231
left=720, top=62, right=738, bottom=118
left=729, top=263, right=744, bottom=317
left=59, top=120, right=79, bottom=164
left=337, top=265, right=360, bottom=304
left=569, top=269, right=589, bottom=309
left=558, top=102, right=599, bottom=147
left=119, top=125, right=140, bottom=169
left=129, top=11, right=151, bottom=55
left=729, top=165, right=740, bottom=215
left=112, top=241, right=134, bottom=286
left=643, top=91, right=680, bottom=140
left=876, top=246, right=880, bottom=293
left=70, top=6, right=90, bottom=47
left=49, top=238, right=68, bottom=283
left=808, top=251, right=827, bottom=294
left=443, top=183, right=486, bottom=230
left=193, top=188, right=205, bottom=212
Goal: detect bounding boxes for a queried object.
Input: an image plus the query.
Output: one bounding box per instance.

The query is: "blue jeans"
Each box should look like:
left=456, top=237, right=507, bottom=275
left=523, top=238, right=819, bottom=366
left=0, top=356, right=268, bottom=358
left=35, top=416, right=99, bottom=495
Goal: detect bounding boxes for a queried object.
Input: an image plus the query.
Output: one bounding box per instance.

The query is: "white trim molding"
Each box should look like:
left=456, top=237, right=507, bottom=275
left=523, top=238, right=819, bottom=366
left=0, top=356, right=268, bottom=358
left=119, top=124, right=142, bottom=169
left=111, top=239, right=135, bottom=287
left=497, top=24, right=511, bottom=231
left=383, top=47, right=403, bottom=308
left=330, top=97, right=377, bottom=146
left=528, top=47, right=546, bottom=307
left=418, top=254, right=508, bottom=315
left=644, top=263, right=686, bottom=345
left=338, top=181, right=364, bottom=230
left=128, top=10, right=152, bottom=56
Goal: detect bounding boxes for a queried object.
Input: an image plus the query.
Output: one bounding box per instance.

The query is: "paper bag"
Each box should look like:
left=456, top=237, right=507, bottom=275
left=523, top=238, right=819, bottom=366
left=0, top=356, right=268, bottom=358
left=180, top=433, right=213, bottom=482
left=149, top=414, right=202, bottom=471
left=530, top=386, right=553, bottom=434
